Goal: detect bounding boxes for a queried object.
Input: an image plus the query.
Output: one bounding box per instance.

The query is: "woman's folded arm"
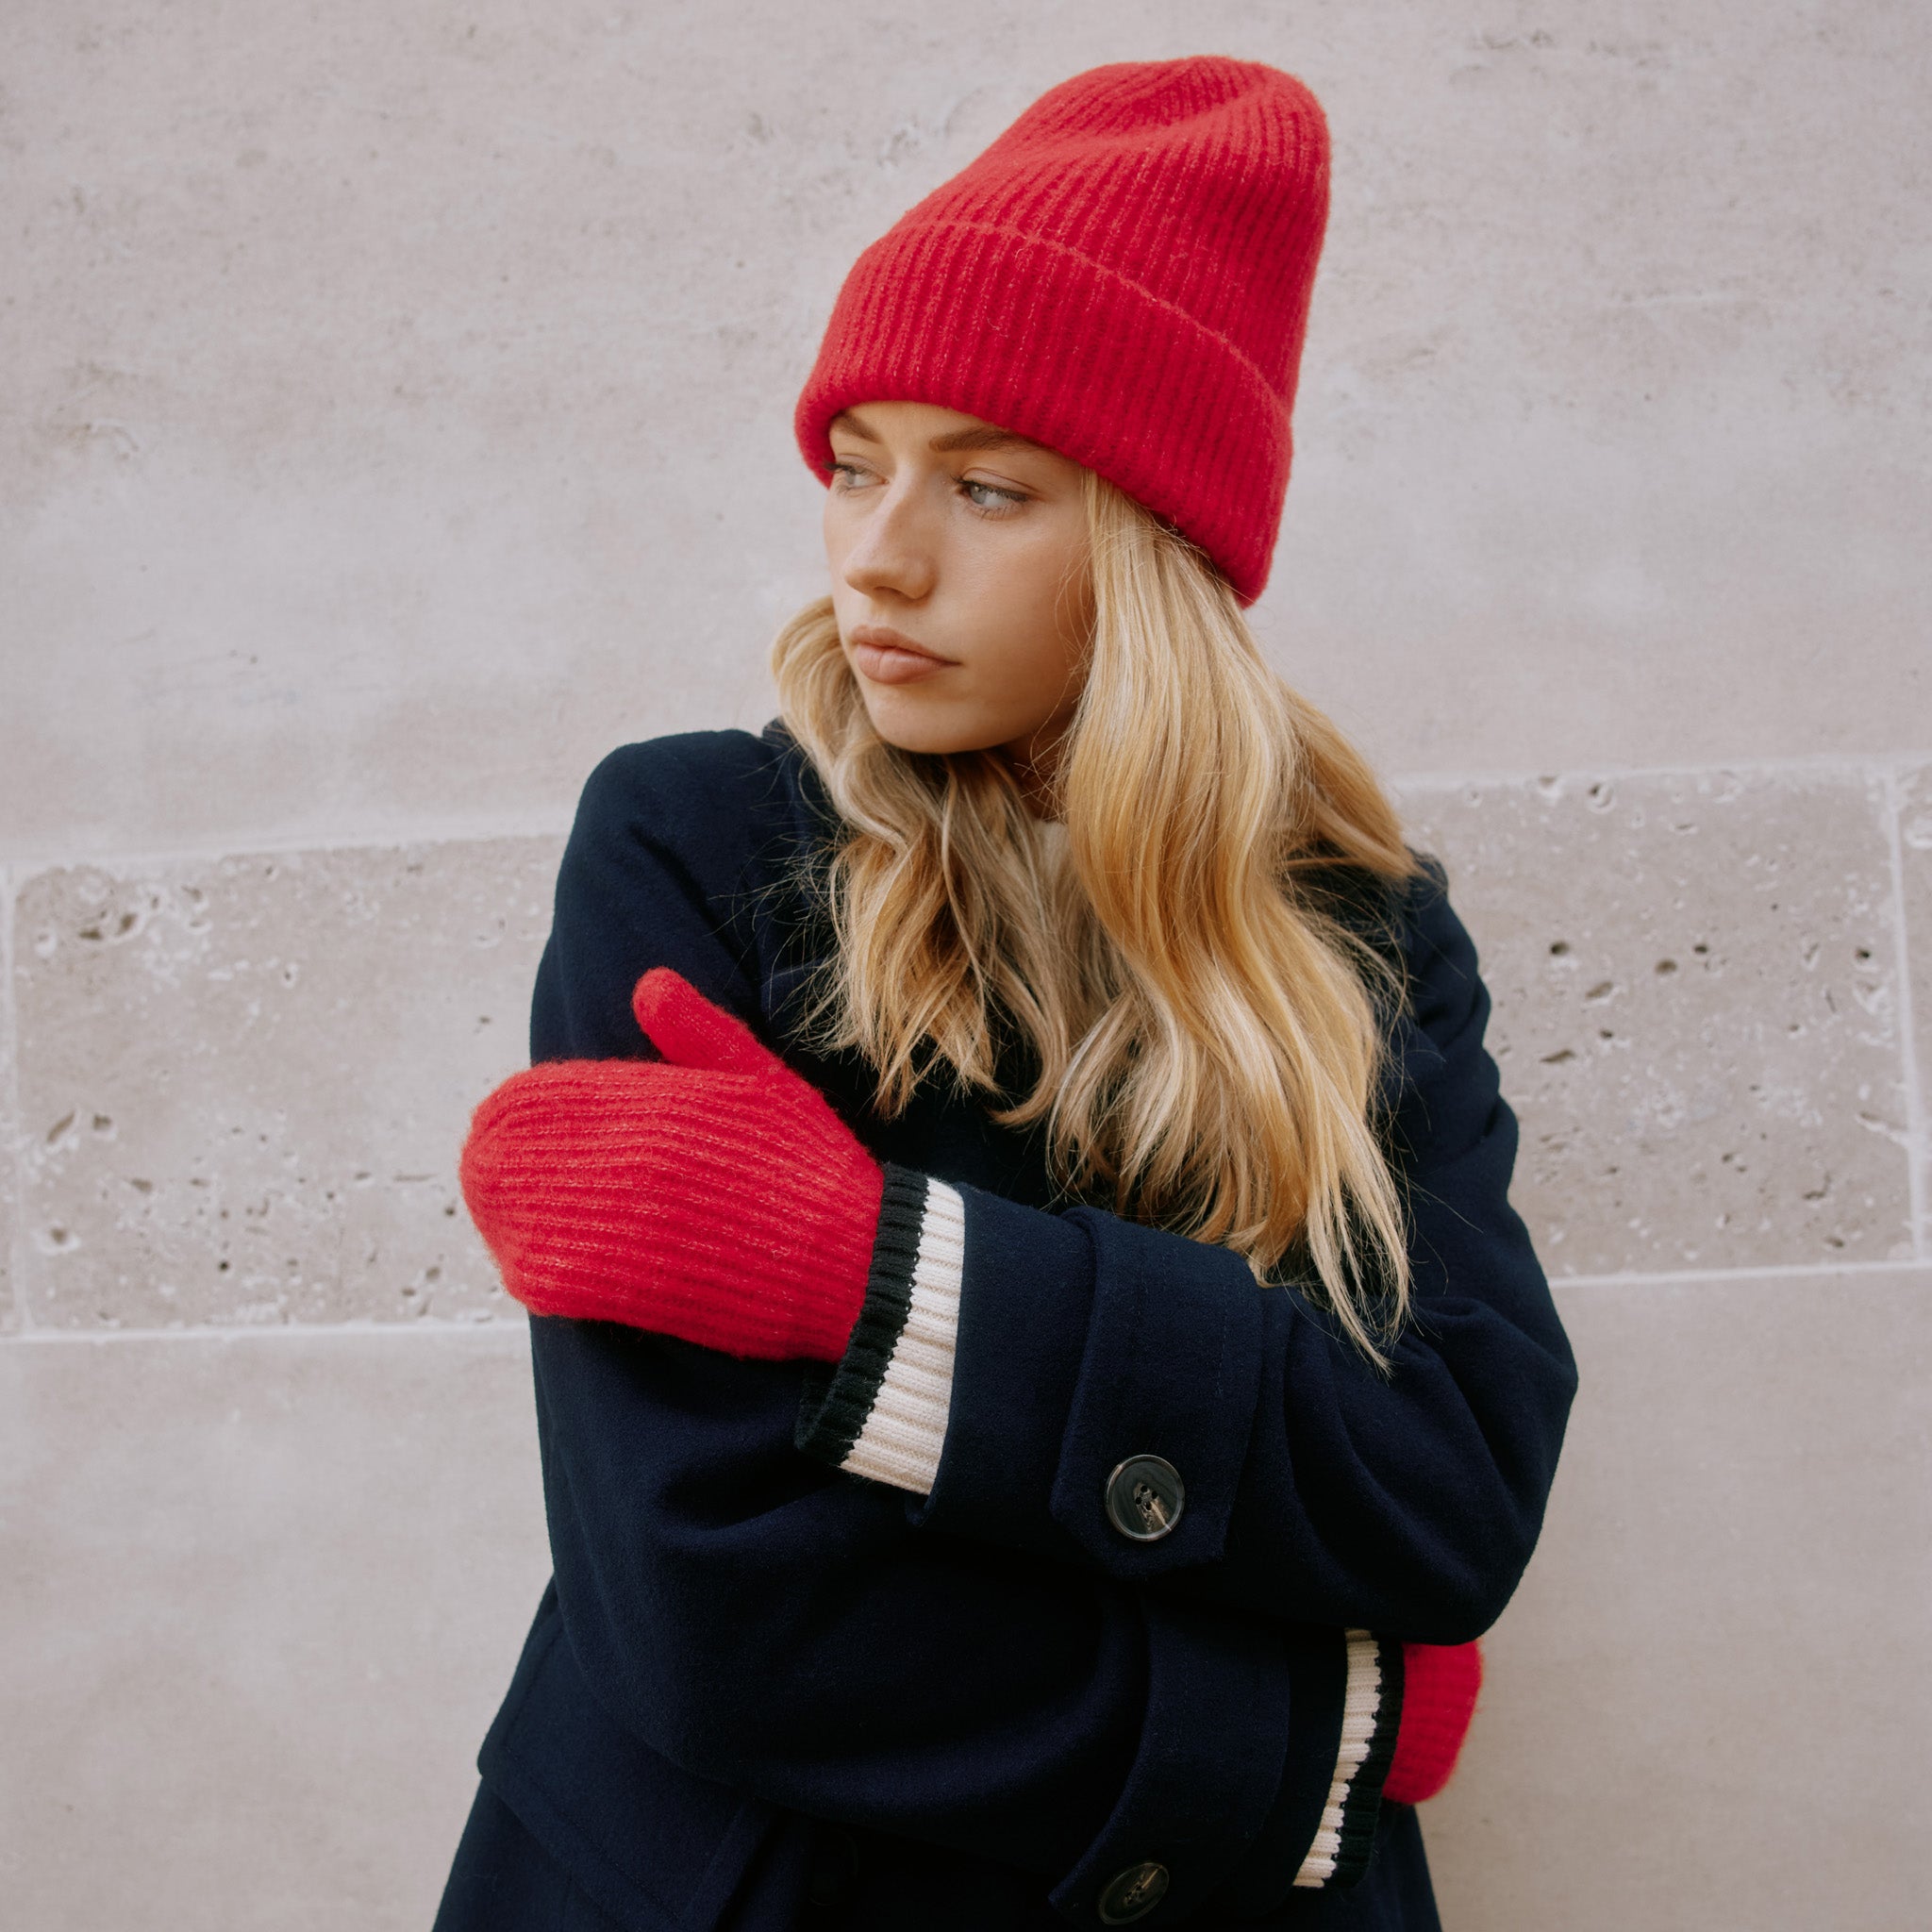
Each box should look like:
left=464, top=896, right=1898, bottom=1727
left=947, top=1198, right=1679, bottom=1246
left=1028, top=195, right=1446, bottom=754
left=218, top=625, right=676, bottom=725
left=799, top=862, right=1579, bottom=1643
left=515, top=740, right=1572, bottom=1648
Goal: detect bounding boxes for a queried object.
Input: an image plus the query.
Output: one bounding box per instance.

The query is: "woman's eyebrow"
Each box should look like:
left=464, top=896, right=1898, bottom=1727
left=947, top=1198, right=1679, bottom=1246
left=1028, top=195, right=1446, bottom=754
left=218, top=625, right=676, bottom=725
left=830, top=408, right=1046, bottom=455
left=928, top=424, right=1047, bottom=454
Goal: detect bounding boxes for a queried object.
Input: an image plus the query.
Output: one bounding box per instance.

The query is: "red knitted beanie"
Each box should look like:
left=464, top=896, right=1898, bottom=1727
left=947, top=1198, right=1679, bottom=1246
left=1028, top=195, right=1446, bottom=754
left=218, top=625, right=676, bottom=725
left=793, top=55, right=1332, bottom=607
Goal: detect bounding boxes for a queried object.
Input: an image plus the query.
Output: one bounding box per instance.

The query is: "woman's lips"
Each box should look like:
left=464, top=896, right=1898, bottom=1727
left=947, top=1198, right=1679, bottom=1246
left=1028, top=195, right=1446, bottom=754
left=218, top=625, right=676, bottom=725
left=850, top=627, right=956, bottom=686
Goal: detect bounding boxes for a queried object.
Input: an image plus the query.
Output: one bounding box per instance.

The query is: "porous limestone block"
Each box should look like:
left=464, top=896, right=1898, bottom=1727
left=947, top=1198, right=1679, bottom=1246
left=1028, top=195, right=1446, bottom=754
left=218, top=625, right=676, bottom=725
left=1427, top=1268, right=1932, bottom=1932
left=1397, top=768, right=1912, bottom=1275
left=0, top=1129, right=15, bottom=1334
left=13, top=837, right=562, bottom=1327
left=0, top=1325, right=549, bottom=1932
left=1897, top=761, right=1932, bottom=1255
left=0, top=1073, right=14, bottom=1336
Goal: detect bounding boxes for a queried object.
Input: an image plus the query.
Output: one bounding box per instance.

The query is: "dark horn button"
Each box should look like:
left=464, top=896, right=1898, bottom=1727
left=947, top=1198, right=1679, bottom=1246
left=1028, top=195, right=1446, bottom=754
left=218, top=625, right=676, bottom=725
left=1104, top=1456, right=1184, bottom=1541
left=1097, top=1859, right=1171, bottom=1923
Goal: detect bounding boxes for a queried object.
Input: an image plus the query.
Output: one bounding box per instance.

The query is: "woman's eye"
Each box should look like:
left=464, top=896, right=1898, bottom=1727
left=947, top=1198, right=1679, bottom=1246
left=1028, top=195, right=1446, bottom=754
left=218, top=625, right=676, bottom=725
left=961, top=479, right=1024, bottom=514
left=827, top=463, right=1021, bottom=514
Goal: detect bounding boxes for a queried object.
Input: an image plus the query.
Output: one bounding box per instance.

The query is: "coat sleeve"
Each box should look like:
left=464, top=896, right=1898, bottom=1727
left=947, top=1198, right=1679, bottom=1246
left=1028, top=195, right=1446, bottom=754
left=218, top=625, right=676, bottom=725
left=515, top=738, right=1411, bottom=1920
left=798, top=856, right=1579, bottom=1646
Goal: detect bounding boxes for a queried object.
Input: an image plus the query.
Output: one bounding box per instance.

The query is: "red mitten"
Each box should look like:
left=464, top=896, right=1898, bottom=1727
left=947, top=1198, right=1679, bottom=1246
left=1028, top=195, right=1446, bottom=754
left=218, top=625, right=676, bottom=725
left=459, top=968, right=885, bottom=1358
left=1382, top=1641, right=1483, bottom=1805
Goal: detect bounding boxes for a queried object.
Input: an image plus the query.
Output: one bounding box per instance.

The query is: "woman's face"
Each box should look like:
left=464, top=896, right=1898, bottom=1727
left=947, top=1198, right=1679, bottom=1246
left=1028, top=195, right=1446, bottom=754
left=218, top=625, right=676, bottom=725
left=822, top=399, right=1094, bottom=788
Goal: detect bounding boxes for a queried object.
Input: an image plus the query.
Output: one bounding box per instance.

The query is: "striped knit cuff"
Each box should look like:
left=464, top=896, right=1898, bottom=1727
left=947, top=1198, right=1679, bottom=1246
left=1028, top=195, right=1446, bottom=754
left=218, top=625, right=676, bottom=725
left=1291, top=1632, right=1406, bottom=1890
left=794, top=1164, right=965, bottom=1494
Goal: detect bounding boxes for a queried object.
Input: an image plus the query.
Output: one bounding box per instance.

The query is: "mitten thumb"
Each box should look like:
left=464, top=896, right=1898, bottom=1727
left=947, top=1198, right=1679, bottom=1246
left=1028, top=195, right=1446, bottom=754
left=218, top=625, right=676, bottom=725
left=631, top=967, right=782, bottom=1078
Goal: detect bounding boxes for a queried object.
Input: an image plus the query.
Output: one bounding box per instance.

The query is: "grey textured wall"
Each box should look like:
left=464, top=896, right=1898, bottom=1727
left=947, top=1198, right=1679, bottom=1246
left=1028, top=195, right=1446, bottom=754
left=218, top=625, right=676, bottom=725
left=4, top=4, right=1928, bottom=1927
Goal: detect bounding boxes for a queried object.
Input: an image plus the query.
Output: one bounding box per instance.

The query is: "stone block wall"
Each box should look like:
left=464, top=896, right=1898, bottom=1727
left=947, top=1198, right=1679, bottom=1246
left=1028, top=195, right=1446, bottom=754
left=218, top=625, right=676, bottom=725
left=4, top=5, right=1927, bottom=1928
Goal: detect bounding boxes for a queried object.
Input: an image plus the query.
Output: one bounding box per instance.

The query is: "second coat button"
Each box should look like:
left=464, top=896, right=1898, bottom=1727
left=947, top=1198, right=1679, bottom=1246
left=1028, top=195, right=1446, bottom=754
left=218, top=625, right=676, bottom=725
left=1104, top=1455, right=1184, bottom=1541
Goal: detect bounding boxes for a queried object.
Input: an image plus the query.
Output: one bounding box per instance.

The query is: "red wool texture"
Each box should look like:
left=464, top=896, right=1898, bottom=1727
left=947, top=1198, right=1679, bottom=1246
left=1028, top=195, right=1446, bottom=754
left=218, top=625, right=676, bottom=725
left=793, top=55, right=1332, bottom=607
left=459, top=968, right=884, bottom=1361
left=1385, top=1640, right=1484, bottom=1806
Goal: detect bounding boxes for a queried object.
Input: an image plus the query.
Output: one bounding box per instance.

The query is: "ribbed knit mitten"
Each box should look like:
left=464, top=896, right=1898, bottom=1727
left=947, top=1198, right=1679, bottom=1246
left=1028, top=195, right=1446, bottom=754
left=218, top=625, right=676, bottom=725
left=1383, top=1640, right=1483, bottom=1805
left=459, top=968, right=885, bottom=1359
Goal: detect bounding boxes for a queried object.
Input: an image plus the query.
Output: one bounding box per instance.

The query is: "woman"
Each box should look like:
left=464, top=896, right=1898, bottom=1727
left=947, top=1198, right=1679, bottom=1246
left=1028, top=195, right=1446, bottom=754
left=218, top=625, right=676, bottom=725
left=437, top=55, right=1575, bottom=1932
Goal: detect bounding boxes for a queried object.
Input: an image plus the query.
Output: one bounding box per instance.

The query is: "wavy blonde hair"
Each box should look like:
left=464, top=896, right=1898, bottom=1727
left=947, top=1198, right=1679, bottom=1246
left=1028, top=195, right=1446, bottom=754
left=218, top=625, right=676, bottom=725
left=771, top=467, right=1423, bottom=1360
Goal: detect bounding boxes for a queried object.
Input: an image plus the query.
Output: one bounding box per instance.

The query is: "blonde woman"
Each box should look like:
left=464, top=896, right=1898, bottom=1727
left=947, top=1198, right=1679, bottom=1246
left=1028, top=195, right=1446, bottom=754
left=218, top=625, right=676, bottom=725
left=441, top=56, right=1575, bottom=1932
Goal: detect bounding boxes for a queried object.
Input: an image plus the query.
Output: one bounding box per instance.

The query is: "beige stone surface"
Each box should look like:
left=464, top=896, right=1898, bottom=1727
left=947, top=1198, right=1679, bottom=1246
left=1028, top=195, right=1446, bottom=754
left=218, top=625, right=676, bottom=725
left=0, top=1122, right=15, bottom=1334
left=1, top=6, right=1924, bottom=1921
left=2, top=3, right=1926, bottom=861
left=1, top=876, right=16, bottom=1333
left=13, top=838, right=561, bottom=1327
left=1427, top=1268, right=1932, bottom=1931
left=0, top=1325, right=549, bottom=1932
left=1399, top=767, right=1914, bottom=1274
left=1898, top=761, right=1932, bottom=1257
left=0, top=1165, right=15, bottom=1333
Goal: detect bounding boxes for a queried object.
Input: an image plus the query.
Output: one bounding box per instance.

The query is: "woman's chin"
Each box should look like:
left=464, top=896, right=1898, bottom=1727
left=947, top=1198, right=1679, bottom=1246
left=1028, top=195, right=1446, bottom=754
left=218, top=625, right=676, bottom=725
left=861, top=695, right=1005, bottom=759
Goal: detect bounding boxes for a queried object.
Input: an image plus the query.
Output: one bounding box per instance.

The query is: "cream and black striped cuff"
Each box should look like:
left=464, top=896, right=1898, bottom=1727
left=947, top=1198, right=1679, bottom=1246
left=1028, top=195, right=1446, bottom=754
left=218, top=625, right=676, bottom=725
left=1291, top=1630, right=1405, bottom=1889
left=794, top=1164, right=965, bottom=1494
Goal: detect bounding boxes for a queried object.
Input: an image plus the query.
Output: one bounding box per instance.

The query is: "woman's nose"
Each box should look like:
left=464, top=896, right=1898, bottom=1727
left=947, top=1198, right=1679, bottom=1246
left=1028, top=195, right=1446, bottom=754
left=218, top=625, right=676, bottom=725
left=840, top=481, right=936, bottom=602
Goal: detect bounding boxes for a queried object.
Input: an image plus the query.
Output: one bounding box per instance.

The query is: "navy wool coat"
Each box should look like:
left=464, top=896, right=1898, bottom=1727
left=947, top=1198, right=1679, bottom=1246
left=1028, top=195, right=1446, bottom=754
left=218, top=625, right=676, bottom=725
left=433, top=722, right=1577, bottom=1932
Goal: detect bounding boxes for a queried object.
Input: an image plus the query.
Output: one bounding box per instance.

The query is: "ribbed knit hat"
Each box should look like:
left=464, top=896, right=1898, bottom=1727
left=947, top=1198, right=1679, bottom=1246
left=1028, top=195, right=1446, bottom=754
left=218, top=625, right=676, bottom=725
left=793, top=56, right=1332, bottom=607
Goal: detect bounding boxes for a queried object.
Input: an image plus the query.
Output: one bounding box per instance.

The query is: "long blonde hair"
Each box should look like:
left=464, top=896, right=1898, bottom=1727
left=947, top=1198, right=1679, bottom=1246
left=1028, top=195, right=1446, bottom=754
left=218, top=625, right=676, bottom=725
left=771, top=467, right=1423, bottom=1360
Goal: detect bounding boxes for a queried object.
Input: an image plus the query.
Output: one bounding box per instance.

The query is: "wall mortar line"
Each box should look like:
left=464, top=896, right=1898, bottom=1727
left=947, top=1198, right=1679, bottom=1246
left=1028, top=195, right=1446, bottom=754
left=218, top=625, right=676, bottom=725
left=1388, top=744, right=1932, bottom=799
left=1881, top=766, right=1928, bottom=1259
left=2, top=861, right=25, bottom=1332
left=1552, top=1256, right=1925, bottom=1290
left=0, top=813, right=574, bottom=883
left=0, top=1317, right=529, bottom=1344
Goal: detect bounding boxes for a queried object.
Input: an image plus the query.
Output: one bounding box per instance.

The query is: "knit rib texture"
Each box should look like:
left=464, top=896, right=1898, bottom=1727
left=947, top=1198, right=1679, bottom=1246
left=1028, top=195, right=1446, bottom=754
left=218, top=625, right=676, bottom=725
left=1382, top=1639, right=1483, bottom=1806
left=796, top=1167, right=965, bottom=1493
left=842, top=1174, right=965, bottom=1490
left=1293, top=1631, right=1402, bottom=1889
left=459, top=1054, right=885, bottom=1362
left=793, top=55, right=1333, bottom=606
